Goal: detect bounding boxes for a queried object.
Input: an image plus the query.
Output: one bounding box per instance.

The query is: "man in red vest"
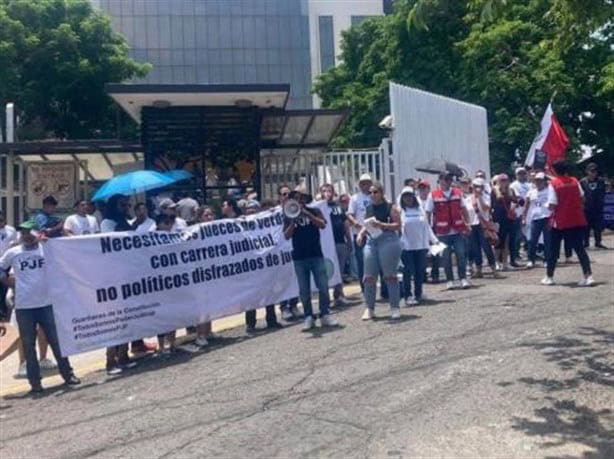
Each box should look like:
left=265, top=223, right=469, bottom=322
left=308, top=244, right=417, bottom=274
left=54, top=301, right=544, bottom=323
left=542, top=160, right=594, bottom=286
left=425, top=172, right=471, bottom=289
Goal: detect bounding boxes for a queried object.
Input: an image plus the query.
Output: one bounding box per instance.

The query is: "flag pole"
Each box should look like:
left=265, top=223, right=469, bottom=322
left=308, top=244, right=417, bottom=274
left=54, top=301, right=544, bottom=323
left=549, top=90, right=558, bottom=105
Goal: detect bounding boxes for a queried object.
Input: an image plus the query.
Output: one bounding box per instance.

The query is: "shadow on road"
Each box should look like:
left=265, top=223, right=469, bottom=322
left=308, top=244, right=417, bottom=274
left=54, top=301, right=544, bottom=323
left=508, top=327, right=614, bottom=459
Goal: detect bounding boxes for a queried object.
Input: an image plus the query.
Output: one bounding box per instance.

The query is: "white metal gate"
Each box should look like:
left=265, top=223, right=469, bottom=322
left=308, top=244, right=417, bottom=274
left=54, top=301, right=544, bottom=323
left=260, top=148, right=385, bottom=199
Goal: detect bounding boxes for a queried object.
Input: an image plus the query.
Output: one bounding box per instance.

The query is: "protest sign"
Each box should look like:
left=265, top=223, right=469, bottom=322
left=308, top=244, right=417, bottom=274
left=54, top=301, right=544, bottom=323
left=46, top=203, right=340, bottom=356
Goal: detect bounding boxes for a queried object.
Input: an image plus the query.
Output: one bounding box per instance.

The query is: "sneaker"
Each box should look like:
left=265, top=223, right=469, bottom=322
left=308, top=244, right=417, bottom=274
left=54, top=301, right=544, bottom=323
left=406, top=297, right=418, bottom=306
left=29, top=385, right=44, bottom=395
left=281, top=309, right=294, bottom=321
left=578, top=275, right=596, bottom=287
left=361, top=308, right=375, bottom=320
left=16, top=362, right=27, bottom=378
left=334, top=297, right=349, bottom=307
left=106, top=366, right=123, bottom=376
left=540, top=276, right=555, bottom=286
left=290, top=305, right=301, bottom=318
left=121, top=361, right=138, bottom=370
left=473, top=268, right=483, bottom=279
left=595, top=244, right=608, bottom=250
left=495, top=263, right=503, bottom=272
left=64, top=375, right=81, bottom=386
left=460, top=279, right=471, bottom=289
left=320, top=314, right=338, bottom=327
left=390, top=308, right=401, bottom=320
left=301, top=316, right=315, bottom=332
left=510, top=261, right=522, bottom=269
left=526, top=261, right=535, bottom=269
left=446, top=281, right=456, bottom=290
left=195, top=336, right=209, bottom=347
left=39, top=358, right=57, bottom=370
left=266, top=322, right=283, bottom=330
left=245, top=325, right=257, bottom=334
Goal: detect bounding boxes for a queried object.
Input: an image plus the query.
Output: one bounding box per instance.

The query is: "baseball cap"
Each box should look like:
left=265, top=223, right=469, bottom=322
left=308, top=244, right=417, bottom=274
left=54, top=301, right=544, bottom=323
left=417, top=180, right=431, bottom=188
left=400, top=186, right=415, bottom=196
left=515, top=167, right=527, bottom=174
left=246, top=199, right=260, bottom=209
left=358, top=173, right=373, bottom=183
left=159, top=198, right=177, bottom=209
left=17, top=220, right=40, bottom=237
left=472, top=178, right=486, bottom=187
left=534, top=172, right=546, bottom=180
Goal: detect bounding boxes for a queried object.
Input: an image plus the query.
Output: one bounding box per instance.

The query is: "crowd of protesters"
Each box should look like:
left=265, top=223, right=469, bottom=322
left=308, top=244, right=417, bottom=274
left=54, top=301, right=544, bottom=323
left=0, top=160, right=609, bottom=395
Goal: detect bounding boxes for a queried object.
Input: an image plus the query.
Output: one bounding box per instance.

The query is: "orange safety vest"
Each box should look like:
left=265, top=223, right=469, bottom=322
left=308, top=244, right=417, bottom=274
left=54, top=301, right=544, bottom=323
left=550, top=176, right=587, bottom=230
left=431, top=187, right=466, bottom=235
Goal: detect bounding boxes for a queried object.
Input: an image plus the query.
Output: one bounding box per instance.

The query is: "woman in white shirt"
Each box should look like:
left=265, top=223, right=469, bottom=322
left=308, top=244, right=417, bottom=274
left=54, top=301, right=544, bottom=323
left=524, top=172, right=552, bottom=268
left=465, top=179, right=498, bottom=277
left=399, top=187, right=437, bottom=306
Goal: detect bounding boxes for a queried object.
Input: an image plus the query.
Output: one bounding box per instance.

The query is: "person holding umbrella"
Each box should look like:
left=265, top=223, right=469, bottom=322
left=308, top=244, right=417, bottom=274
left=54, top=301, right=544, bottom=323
left=424, top=172, right=471, bottom=290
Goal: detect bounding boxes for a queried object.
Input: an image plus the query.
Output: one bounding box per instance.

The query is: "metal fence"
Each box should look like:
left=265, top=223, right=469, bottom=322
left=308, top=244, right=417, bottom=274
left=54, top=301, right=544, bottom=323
left=260, top=148, right=384, bottom=199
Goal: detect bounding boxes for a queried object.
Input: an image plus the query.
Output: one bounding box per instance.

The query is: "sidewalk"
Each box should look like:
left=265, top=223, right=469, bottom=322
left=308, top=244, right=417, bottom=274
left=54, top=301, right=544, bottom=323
left=0, top=284, right=362, bottom=396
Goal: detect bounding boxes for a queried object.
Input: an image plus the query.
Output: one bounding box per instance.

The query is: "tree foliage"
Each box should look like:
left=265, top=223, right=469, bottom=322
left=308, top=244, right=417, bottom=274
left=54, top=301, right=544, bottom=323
left=314, top=0, right=613, bottom=173
left=0, top=0, right=150, bottom=140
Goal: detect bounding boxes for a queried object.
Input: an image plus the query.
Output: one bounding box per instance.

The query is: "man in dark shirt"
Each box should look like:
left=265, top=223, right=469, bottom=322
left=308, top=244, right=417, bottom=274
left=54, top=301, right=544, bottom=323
left=580, top=163, right=607, bottom=249
left=284, top=190, right=339, bottom=332
left=33, top=196, right=64, bottom=238
left=321, top=184, right=351, bottom=306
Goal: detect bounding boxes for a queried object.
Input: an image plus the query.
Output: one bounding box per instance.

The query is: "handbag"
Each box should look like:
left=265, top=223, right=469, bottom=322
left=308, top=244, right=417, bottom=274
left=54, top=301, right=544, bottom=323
left=479, top=216, right=499, bottom=246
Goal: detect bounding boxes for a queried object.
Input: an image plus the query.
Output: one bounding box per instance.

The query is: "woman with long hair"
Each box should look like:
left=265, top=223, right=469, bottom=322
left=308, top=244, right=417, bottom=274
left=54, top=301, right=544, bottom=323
left=100, top=194, right=137, bottom=375
left=356, top=182, right=402, bottom=320
left=491, top=175, right=519, bottom=271
left=466, top=178, right=498, bottom=277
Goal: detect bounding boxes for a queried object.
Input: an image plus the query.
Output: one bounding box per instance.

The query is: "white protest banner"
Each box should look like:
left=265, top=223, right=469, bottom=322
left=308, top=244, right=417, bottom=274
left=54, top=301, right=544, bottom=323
left=46, top=203, right=341, bottom=356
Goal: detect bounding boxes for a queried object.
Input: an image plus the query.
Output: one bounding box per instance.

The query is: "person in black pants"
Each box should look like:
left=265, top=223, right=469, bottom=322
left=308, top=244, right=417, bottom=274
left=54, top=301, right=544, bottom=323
left=542, top=161, right=594, bottom=286
left=581, top=163, right=607, bottom=249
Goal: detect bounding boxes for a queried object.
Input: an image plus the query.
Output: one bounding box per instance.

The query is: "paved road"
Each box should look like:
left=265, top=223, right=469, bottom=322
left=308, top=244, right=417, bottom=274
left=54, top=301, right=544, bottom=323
left=1, top=238, right=613, bottom=459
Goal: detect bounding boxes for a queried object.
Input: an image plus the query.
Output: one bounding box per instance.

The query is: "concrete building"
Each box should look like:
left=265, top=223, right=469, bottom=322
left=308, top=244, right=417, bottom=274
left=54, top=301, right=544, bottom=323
left=91, top=0, right=385, bottom=108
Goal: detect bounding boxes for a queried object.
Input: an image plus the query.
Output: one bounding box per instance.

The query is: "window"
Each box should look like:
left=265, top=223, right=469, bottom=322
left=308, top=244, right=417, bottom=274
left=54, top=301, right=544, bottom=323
left=318, top=16, right=334, bottom=72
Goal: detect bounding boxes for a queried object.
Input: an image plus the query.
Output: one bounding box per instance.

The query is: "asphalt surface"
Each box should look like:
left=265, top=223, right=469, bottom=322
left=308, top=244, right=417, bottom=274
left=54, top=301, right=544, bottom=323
left=1, top=237, right=613, bottom=459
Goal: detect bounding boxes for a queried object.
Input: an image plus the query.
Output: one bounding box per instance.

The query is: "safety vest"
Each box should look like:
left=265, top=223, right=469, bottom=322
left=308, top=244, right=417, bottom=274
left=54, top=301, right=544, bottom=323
left=431, top=188, right=466, bottom=235
left=550, top=176, right=587, bottom=230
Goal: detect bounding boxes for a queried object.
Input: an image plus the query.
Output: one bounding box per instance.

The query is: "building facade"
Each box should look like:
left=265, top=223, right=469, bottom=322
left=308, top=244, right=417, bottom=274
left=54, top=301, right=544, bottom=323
left=91, top=0, right=385, bottom=108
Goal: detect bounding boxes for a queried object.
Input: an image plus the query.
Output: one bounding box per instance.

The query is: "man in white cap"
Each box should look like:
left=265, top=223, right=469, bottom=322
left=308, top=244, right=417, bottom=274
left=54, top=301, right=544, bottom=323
left=158, top=198, right=187, bottom=232
left=347, top=173, right=373, bottom=290
left=510, top=167, right=531, bottom=265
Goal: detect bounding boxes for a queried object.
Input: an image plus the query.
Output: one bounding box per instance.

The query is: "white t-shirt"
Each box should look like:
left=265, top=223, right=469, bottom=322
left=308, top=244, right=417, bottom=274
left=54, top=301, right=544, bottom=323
left=172, top=217, right=188, bottom=232
left=0, top=244, right=48, bottom=309
left=64, top=214, right=100, bottom=235
left=511, top=180, right=531, bottom=218
left=348, top=192, right=372, bottom=234
left=547, top=182, right=584, bottom=206
left=0, top=225, right=18, bottom=256
left=100, top=219, right=117, bottom=233
left=400, top=207, right=436, bottom=251
left=464, top=195, right=491, bottom=226
left=130, top=217, right=155, bottom=233
left=527, top=187, right=552, bottom=221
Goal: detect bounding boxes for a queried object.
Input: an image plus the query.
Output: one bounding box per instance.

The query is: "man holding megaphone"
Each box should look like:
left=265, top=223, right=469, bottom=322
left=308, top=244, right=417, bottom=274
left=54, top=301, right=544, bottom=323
left=283, top=188, right=339, bottom=332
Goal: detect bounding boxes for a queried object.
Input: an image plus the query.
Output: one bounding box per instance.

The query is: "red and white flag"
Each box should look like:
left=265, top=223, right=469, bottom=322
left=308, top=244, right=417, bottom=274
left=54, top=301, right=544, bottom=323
left=525, top=103, right=569, bottom=169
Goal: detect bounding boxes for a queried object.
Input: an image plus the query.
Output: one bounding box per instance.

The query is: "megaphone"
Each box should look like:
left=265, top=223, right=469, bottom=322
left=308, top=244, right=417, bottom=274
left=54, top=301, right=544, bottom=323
left=283, top=199, right=302, bottom=219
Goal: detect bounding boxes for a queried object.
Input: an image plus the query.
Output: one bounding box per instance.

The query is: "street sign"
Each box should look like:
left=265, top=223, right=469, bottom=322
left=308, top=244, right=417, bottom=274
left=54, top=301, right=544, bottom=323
left=26, top=161, right=78, bottom=211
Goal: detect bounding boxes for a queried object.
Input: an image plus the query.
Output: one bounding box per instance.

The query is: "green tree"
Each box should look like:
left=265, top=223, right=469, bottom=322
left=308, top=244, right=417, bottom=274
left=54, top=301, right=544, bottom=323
left=0, top=0, right=150, bottom=140
left=315, top=0, right=613, bottom=173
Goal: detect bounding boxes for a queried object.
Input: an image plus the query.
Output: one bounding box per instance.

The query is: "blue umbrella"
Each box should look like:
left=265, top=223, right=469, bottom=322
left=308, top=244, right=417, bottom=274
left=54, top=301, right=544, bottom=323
left=93, top=170, right=177, bottom=201
left=163, top=169, right=193, bottom=182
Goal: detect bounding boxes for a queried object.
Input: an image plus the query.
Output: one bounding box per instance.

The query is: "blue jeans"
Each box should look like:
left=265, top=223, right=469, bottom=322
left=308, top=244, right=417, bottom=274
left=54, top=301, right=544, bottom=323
left=293, top=257, right=330, bottom=318
left=401, top=249, right=427, bottom=300
left=15, top=305, right=74, bottom=388
left=363, top=232, right=401, bottom=309
left=439, top=233, right=467, bottom=281
left=528, top=218, right=551, bottom=263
